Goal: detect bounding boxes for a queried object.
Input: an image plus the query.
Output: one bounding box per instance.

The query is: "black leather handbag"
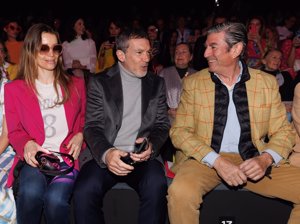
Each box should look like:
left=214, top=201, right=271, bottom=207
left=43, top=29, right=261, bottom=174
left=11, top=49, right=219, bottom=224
left=35, top=151, right=74, bottom=176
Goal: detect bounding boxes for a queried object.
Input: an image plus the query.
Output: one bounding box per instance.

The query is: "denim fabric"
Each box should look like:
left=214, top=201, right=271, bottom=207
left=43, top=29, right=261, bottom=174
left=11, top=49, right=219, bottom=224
left=16, top=163, right=78, bottom=224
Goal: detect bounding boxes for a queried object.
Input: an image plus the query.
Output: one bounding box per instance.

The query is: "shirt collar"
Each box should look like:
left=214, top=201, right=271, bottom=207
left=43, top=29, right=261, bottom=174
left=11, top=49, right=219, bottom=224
left=213, top=61, right=243, bottom=90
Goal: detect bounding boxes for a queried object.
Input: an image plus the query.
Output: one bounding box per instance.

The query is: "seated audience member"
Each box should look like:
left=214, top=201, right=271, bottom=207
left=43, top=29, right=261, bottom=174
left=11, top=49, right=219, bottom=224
left=276, top=14, right=296, bottom=42
left=147, top=24, right=164, bottom=74
left=62, top=16, right=97, bottom=79
left=2, top=19, right=23, bottom=65
left=4, top=23, right=86, bottom=224
left=167, top=22, right=299, bottom=224
left=245, top=16, right=266, bottom=69
left=261, top=48, right=295, bottom=120
left=176, top=16, right=191, bottom=44
left=73, top=29, right=170, bottom=224
left=0, top=62, right=16, bottom=224
left=96, top=18, right=123, bottom=73
left=280, top=30, right=300, bottom=79
left=160, top=29, right=178, bottom=67
left=263, top=25, right=279, bottom=51
left=291, top=82, right=300, bottom=166
left=158, top=42, right=197, bottom=177
left=0, top=39, right=18, bottom=80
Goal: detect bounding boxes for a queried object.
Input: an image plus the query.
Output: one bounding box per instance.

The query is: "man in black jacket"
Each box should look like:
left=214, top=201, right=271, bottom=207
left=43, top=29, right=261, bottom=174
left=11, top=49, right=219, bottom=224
left=73, top=29, right=170, bottom=224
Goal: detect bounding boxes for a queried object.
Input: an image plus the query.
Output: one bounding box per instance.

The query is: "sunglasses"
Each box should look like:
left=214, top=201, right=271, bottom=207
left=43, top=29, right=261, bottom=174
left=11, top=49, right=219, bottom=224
left=39, top=44, right=63, bottom=55
left=8, top=25, right=21, bottom=32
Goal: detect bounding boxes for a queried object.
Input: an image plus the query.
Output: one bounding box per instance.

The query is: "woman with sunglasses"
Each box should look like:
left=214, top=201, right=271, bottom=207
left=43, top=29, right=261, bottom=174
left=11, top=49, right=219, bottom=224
left=3, top=19, right=23, bottom=65
left=4, top=23, right=86, bottom=224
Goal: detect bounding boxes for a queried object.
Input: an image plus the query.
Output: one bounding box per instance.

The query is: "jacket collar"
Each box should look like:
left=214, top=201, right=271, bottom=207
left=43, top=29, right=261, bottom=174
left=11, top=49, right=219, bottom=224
left=105, top=64, right=154, bottom=116
left=210, top=60, right=251, bottom=85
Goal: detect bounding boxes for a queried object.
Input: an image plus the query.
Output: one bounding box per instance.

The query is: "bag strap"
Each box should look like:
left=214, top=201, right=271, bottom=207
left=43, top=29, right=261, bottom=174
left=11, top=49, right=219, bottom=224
left=39, top=151, right=74, bottom=176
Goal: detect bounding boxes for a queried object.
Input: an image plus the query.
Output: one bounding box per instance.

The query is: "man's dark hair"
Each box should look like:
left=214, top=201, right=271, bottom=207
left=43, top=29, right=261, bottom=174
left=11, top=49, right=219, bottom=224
left=116, top=28, right=149, bottom=52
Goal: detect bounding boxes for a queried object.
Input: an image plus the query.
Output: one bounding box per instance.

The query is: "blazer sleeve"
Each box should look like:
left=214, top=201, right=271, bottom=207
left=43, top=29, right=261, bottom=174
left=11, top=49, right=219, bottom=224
left=147, top=79, right=171, bottom=158
left=62, top=42, right=73, bottom=70
left=88, top=39, right=97, bottom=73
left=84, top=76, right=113, bottom=166
left=292, top=83, right=300, bottom=136
left=264, top=76, right=295, bottom=159
left=66, top=77, right=87, bottom=153
left=170, top=75, right=215, bottom=161
left=4, top=83, right=33, bottom=156
left=76, top=77, right=86, bottom=133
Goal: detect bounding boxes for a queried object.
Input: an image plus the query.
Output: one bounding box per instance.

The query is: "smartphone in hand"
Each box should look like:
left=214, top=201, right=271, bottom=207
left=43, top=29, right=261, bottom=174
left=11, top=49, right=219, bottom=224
left=121, top=138, right=148, bottom=165
left=133, top=138, right=148, bottom=153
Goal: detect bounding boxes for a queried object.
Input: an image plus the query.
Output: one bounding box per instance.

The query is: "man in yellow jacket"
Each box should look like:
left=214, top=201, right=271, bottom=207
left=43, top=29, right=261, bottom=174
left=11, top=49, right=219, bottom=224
left=168, top=22, right=300, bottom=224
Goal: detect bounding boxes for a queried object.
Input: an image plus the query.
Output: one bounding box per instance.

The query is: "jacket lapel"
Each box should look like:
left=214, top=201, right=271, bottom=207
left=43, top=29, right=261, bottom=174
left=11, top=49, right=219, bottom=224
left=106, top=66, right=123, bottom=122
left=61, top=85, right=72, bottom=132
left=23, top=84, right=45, bottom=140
left=141, top=73, right=153, bottom=116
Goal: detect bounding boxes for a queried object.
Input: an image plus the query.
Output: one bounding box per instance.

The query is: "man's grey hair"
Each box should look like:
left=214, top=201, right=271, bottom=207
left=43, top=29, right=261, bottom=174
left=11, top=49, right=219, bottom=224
left=207, top=22, right=248, bottom=58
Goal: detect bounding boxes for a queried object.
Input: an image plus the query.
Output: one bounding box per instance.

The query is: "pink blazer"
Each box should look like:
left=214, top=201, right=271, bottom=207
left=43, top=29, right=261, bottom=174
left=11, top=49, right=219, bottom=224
left=4, top=76, right=86, bottom=187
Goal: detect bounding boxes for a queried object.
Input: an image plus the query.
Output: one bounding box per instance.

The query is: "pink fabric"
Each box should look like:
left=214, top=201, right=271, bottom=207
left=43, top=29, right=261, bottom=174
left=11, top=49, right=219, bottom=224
left=246, top=39, right=266, bottom=58
left=280, top=39, right=300, bottom=78
left=4, top=76, right=86, bottom=187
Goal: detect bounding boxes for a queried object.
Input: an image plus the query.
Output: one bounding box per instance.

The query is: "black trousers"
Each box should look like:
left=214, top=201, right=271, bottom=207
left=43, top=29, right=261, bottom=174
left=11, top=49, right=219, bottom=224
left=73, top=159, right=167, bottom=224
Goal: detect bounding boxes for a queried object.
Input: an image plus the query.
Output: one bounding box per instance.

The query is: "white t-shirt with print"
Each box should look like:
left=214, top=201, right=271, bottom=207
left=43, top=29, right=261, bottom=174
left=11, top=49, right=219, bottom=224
left=36, top=80, right=68, bottom=153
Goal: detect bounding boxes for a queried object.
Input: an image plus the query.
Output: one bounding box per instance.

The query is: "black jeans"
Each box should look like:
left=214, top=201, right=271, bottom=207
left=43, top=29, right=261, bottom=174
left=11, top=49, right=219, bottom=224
left=73, top=159, right=167, bottom=224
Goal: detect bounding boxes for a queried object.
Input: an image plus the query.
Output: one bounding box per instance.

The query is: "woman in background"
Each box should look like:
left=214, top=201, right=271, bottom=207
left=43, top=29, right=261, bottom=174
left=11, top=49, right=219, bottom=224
left=158, top=42, right=197, bottom=178
left=261, top=48, right=295, bottom=121
left=2, top=19, right=23, bottom=65
left=0, top=39, right=18, bottom=80
left=245, top=16, right=266, bottom=69
left=96, top=18, right=123, bottom=73
left=62, top=16, right=97, bottom=79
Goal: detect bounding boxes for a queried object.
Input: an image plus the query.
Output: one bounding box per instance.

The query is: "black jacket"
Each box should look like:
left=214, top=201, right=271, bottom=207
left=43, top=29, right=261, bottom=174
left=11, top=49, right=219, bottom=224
left=84, top=64, right=170, bottom=167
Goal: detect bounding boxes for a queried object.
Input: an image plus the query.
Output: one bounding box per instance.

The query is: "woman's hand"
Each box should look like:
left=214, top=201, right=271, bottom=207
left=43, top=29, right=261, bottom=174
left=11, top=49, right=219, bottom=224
left=67, top=132, right=83, bottom=160
left=72, top=60, right=87, bottom=70
left=102, top=41, right=114, bottom=50
left=24, top=140, right=48, bottom=167
left=248, top=32, right=261, bottom=43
